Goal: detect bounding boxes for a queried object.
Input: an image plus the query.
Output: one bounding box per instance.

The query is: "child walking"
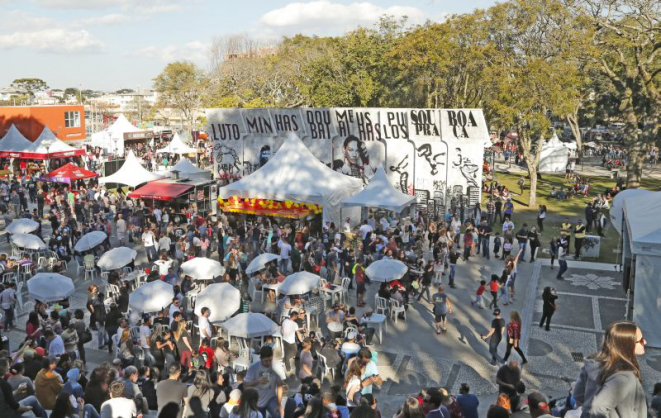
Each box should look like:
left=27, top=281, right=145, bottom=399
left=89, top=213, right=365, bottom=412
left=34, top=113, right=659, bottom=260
left=471, top=280, right=486, bottom=309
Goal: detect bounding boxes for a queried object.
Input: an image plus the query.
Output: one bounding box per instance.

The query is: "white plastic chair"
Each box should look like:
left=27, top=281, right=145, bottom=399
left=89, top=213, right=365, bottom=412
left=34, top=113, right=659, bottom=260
left=36, top=257, right=49, bottom=272
left=341, top=277, right=351, bottom=304
left=19, top=264, right=32, bottom=283
left=343, top=325, right=358, bottom=339
left=15, top=281, right=23, bottom=311
left=107, top=284, right=120, bottom=301
left=389, top=299, right=406, bottom=323
left=375, top=296, right=389, bottom=315
left=317, top=353, right=335, bottom=382
left=122, top=267, right=133, bottom=274
left=84, top=259, right=97, bottom=281
left=2, top=272, right=16, bottom=285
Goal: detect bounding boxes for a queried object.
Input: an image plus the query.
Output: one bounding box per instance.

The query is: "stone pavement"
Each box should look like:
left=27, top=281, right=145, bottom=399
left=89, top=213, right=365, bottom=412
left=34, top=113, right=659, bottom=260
left=3, top=206, right=660, bottom=418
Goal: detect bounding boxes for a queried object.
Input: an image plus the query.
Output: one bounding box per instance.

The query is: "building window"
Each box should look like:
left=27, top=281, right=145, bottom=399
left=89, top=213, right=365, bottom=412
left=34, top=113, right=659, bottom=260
left=65, top=111, right=80, bottom=128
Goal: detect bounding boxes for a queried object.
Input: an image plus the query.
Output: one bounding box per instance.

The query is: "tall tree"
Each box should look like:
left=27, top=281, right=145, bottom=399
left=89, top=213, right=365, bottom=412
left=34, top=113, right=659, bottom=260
left=153, top=61, right=207, bottom=133
left=484, top=0, right=586, bottom=206
left=11, top=78, right=49, bottom=103
left=577, top=0, right=661, bottom=188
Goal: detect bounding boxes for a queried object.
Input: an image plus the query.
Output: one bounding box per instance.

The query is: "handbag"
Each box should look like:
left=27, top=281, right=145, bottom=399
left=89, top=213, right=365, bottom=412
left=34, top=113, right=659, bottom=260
left=80, top=328, right=93, bottom=344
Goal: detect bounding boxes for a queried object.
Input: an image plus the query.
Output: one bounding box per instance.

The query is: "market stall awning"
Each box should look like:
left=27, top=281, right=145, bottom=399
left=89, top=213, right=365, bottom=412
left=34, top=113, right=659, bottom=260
left=47, top=163, right=98, bottom=183
left=128, top=180, right=194, bottom=201
left=26, top=126, right=85, bottom=159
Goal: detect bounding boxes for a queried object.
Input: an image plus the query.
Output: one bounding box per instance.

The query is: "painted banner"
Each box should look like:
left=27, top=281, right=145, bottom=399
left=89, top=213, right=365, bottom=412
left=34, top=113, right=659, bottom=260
left=206, top=108, right=490, bottom=212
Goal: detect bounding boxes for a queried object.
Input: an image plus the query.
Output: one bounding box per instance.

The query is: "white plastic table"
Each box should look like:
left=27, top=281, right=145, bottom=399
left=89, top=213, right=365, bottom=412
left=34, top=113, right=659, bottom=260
left=364, top=313, right=387, bottom=343
left=262, top=283, right=281, bottom=303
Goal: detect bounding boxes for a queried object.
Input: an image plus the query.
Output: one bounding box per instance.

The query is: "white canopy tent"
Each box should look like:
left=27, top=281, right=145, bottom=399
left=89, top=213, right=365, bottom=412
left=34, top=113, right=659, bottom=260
left=90, top=114, right=140, bottom=156
left=27, top=126, right=84, bottom=158
left=610, top=189, right=655, bottom=235
left=538, top=134, right=569, bottom=173
left=171, top=158, right=206, bottom=175
left=156, top=133, right=197, bottom=154
left=217, top=133, right=363, bottom=225
left=623, top=192, right=661, bottom=347
left=341, top=168, right=416, bottom=213
left=0, top=125, right=34, bottom=156
left=98, top=150, right=161, bottom=188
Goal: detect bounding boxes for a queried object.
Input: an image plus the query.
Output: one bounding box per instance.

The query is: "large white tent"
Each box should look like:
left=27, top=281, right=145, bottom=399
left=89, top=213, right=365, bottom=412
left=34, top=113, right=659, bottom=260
left=156, top=133, right=197, bottom=155
left=98, top=150, right=161, bottom=188
left=341, top=167, right=416, bottom=213
left=538, top=134, right=569, bottom=173
left=0, top=124, right=34, bottom=157
left=90, top=114, right=140, bottom=156
left=623, top=192, right=661, bottom=347
left=217, top=132, right=363, bottom=225
left=610, top=189, right=655, bottom=235
left=171, top=158, right=205, bottom=175
left=27, top=126, right=84, bottom=158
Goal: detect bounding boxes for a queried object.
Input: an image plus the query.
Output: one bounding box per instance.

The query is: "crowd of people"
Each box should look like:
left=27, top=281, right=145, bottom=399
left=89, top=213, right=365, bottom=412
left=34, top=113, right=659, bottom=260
left=0, top=135, right=657, bottom=418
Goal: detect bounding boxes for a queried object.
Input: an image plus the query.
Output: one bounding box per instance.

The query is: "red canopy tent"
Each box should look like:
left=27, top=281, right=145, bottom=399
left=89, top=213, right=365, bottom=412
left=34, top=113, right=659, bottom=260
left=128, top=180, right=194, bottom=201
left=47, top=163, right=98, bottom=184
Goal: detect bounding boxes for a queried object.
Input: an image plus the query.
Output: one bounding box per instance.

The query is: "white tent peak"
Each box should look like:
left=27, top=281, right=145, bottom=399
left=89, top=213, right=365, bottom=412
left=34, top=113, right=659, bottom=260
left=99, top=150, right=161, bottom=188
left=341, top=167, right=416, bottom=213
left=218, top=132, right=363, bottom=224
left=29, top=125, right=80, bottom=155
left=171, top=158, right=205, bottom=174
left=0, top=124, right=33, bottom=151
left=156, top=133, right=197, bottom=154
left=106, top=114, right=140, bottom=134
left=625, top=192, right=661, bottom=251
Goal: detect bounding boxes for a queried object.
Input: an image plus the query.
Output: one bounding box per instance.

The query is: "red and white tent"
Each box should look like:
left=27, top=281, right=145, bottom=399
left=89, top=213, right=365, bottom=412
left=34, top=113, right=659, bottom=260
left=0, top=125, right=34, bottom=158
left=47, top=163, right=98, bottom=184
left=0, top=125, right=84, bottom=159
left=26, top=126, right=85, bottom=159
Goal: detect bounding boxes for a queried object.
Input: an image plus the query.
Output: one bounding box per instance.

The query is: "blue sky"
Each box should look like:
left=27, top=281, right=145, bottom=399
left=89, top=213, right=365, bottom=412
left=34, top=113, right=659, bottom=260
left=0, top=0, right=498, bottom=91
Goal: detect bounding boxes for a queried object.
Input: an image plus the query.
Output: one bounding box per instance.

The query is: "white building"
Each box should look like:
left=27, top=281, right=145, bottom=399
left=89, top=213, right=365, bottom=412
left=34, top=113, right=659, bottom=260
left=0, top=86, right=27, bottom=101
left=89, top=90, right=158, bottom=112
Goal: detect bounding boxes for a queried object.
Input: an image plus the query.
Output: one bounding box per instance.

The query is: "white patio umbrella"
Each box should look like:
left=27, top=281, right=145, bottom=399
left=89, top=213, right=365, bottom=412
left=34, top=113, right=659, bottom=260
left=245, top=253, right=280, bottom=275
left=97, top=247, right=137, bottom=270
left=279, top=271, right=321, bottom=295
left=129, top=280, right=174, bottom=313
left=11, top=234, right=46, bottom=250
left=220, top=313, right=279, bottom=338
left=365, top=258, right=408, bottom=282
left=181, top=258, right=224, bottom=281
left=74, top=231, right=107, bottom=252
left=6, top=219, right=39, bottom=234
left=27, top=273, right=75, bottom=303
left=194, top=283, right=241, bottom=323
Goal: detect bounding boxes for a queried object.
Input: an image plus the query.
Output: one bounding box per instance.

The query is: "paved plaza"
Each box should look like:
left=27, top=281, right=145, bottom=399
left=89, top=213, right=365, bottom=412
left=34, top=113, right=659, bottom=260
left=3, top=212, right=661, bottom=417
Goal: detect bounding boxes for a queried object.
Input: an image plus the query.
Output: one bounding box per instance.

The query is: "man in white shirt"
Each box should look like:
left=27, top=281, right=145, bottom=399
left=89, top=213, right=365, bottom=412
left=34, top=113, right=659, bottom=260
left=359, top=220, right=373, bottom=241
left=198, top=307, right=213, bottom=346
left=168, top=298, right=181, bottom=326
left=158, top=234, right=172, bottom=257
left=142, top=228, right=157, bottom=262
left=100, top=380, right=137, bottom=418
left=277, top=238, right=292, bottom=273
left=379, top=216, right=389, bottom=232
left=281, top=311, right=304, bottom=375
left=139, top=316, right=156, bottom=366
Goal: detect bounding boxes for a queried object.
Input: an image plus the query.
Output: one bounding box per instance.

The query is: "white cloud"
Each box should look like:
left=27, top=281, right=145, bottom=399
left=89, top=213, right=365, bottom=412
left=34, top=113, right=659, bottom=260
left=132, top=40, right=209, bottom=63
left=0, top=29, right=104, bottom=53
left=32, top=0, right=186, bottom=13
left=257, top=0, right=431, bottom=37
left=75, top=13, right=133, bottom=26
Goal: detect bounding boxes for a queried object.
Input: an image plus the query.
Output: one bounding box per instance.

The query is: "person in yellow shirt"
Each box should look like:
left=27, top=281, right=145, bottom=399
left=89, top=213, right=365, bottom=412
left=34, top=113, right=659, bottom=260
left=574, top=219, right=586, bottom=259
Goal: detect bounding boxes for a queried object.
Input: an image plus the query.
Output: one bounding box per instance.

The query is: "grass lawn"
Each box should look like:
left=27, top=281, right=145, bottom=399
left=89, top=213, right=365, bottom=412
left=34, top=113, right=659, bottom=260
left=485, top=171, right=661, bottom=263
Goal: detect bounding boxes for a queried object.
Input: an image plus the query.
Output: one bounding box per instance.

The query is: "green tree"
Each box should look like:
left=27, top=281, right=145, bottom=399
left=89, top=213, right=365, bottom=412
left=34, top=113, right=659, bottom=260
left=153, top=61, right=207, bottom=133
left=11, top=78, right=49, bottom=103
left=576, top=0, right=661, bottom=188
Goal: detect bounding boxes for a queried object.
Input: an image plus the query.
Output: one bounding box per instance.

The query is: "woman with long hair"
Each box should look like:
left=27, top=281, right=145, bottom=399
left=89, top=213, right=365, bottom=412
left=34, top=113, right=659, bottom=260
left=345, top=359, right=365, bottom=409
left=172, top=320, right=193, bottom=369
left=213, top=337, right=233, bottom=374
left=229, top=387, right=262, bottom=418
left=539, top=286, right=558, bottom=331
left=304, top=397, right=330, bottom=418
left=86, top=285, right=98, bottom=331
left=183, top=369, right=214, bottom=418
left=573, top=321, right=647, bottom=418
left=503, top=311, right=528, bottom=364
left=25, top=311, right=41, bottom=340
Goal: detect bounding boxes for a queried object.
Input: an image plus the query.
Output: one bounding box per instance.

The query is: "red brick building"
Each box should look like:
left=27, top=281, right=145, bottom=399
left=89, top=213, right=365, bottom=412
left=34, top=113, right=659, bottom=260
left=0, top=105, right=86, bottom=142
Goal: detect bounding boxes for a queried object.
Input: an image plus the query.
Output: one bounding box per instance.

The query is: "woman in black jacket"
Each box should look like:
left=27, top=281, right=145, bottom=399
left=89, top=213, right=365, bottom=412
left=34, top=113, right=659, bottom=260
left=539, top=286, right=558, bottom=331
